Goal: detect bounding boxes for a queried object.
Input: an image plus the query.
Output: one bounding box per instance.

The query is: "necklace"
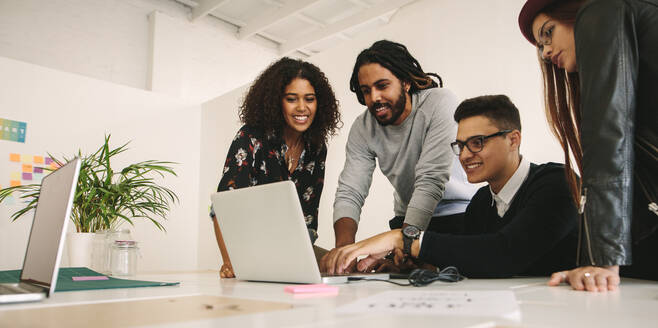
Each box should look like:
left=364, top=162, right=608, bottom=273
left=285, top=138, right=303, bottom=172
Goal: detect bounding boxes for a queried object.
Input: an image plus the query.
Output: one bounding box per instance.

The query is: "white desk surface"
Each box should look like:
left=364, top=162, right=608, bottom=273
left=1, top=270, right=657, bottom=327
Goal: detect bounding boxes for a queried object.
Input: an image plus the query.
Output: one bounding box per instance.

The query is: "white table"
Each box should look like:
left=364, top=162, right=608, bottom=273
left=1, top=271, right=657, bottom=327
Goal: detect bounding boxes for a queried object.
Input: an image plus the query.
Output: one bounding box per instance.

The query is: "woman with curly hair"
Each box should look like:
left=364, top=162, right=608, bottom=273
left=211, top=57, right=341, bottom=278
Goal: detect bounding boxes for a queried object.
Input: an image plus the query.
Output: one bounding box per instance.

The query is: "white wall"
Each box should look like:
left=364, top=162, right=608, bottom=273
left=197, top=84, right=246, bottom=270
left=0, top=0, right=278, bottom=103
left=146, top=10, right=279, bottom=102
left=198, top=0, right=564, bottom=268
left=0, top=56, right=201, bottom=272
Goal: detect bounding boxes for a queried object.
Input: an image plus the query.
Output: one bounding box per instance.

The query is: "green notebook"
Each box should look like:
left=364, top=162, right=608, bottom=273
left=0, top=267, right=179, bottom=292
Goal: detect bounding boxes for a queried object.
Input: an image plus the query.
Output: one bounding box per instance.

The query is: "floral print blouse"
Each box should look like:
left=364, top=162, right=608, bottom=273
left=215, top=125, right=327, bottom=243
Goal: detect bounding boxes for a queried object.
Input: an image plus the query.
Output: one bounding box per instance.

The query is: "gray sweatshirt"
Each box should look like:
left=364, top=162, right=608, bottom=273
left=333, top=87, right=475, bottom=229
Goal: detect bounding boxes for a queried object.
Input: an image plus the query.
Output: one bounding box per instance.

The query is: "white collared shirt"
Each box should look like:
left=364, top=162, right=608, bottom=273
left=490, top=157, right=531, bottom=218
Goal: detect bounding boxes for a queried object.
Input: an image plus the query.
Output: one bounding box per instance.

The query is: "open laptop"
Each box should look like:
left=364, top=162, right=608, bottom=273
left=0, top=157, right=81, bottom=304
left=211, top=180, right=389, bottom=284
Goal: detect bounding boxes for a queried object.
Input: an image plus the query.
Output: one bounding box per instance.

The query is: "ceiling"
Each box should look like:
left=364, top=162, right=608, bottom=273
left=173, top=0, right=417, bottom=56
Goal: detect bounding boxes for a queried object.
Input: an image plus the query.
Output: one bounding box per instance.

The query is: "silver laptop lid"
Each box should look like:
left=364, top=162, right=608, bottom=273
left=211, top=181, right=322, bottom=284
left=19, top=157, right=80, bottom=295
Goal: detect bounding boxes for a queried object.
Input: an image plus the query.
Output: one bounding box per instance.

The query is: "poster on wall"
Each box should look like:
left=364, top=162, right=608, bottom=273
left=0, top=118, right=27, bottom=143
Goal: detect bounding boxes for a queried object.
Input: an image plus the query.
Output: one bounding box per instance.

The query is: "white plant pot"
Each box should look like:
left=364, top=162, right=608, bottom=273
left=66, top=232, right=95, bottom=268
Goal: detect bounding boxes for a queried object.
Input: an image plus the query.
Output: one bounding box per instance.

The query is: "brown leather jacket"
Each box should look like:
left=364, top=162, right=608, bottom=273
left=575, top=0, right=658, bottom=266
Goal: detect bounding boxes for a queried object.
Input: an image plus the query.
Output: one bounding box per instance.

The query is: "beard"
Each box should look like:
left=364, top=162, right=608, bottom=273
left=368, top=85, right=407, bottom=126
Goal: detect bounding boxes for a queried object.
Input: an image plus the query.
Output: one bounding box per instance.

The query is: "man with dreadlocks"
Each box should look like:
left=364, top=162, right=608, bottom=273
left=320, top=40, right=477, bottom=273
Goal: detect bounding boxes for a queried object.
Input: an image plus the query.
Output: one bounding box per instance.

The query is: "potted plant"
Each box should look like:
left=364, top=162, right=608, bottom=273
left=0, top=135, right=179, bottom=268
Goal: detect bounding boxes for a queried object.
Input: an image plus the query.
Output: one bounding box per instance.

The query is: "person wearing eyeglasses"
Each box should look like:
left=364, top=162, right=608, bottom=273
left=518, top=0, right=658, bottom=292
left=325, top=94, right=579, bottom=277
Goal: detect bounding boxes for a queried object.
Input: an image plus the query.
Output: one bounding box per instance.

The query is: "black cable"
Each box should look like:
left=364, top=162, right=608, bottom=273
left=347, top=266, right=465, bottom=287
left=408, top=266, right=465, bottom=286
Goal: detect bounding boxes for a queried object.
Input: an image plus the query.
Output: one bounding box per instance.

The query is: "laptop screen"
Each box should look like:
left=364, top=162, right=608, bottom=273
left=20, top=158, right=80, bottom=290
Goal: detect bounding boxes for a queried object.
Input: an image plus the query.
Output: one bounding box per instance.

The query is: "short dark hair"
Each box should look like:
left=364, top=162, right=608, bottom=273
left=349, top=40, right=442, bottom=105
left=240, top=57, right=342, bottom=148
left=454, top=95, right=522, bottom=131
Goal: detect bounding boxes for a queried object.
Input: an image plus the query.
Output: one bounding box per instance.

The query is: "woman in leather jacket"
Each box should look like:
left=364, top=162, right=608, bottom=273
left=518, top=0, right=658, bottom=291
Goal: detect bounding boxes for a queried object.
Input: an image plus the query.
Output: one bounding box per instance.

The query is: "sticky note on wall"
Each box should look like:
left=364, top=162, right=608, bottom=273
left=8, top=153, right=52, bottom=186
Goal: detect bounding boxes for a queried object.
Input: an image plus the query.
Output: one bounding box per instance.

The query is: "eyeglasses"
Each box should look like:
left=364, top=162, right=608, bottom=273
left=536, top=20, right=555, bottom=63
left=450, top=130, right=513, bottom=156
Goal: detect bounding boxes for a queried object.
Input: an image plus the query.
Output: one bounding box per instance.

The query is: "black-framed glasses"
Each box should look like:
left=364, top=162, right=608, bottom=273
left=537, top=20, right=555, bottom=63
left=450, top=130, right=513, bottom=156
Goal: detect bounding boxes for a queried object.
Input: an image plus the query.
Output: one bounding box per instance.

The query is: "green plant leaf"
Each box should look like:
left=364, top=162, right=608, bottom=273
left=2, top=134, right=179, bottom=233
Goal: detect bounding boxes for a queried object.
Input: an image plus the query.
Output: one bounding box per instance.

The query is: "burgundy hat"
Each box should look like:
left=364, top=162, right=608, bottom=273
left=518, top=0, right=560, bottom=45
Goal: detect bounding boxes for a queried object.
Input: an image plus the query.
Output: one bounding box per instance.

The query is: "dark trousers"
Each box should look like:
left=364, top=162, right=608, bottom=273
left=389, top=213, right=465, bottom=234
left=620, top=228, right=658, bottom=281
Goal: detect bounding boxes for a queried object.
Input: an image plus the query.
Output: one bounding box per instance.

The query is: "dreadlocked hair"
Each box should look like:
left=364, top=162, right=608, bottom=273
left=349, top=40, right=443, bottom=105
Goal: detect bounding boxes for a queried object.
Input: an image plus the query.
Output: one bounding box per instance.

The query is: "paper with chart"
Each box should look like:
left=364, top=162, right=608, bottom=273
left=338, top=290, right=520, bottom=319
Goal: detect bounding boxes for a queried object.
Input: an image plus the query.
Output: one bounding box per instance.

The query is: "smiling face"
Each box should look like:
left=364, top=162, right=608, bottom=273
left=281, top=78, right=317, bottom=137
left=357, top=63, right=411, bottom=126
left=456, top=115, right=521, bottom=193
left=532, top=13, right=577, bottom=72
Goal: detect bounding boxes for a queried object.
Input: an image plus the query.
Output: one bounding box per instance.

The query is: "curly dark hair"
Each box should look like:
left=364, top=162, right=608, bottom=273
left=239, top=57, right=342, bottom=148
left=349, top=40, right=443, bottom=105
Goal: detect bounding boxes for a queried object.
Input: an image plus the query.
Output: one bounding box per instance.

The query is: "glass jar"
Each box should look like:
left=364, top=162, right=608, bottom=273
left=91, top=231, right=113, bottom=273
left=110, top=240, right=139, bottom=276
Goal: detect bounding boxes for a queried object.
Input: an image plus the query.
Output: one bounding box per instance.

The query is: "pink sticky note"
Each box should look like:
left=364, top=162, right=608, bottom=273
left=284, top=284, right=338, bottom=294
left=72, top=276, right=109, bottom=281
left=33, top=167, right=43, bottom=174
left=22, top=173, right=32, bottom=180
left=45, top=157, right=53, bottom=165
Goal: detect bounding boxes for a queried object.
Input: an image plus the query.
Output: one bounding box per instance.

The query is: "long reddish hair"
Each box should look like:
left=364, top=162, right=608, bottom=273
left=536, top=0, right=586, bottom=203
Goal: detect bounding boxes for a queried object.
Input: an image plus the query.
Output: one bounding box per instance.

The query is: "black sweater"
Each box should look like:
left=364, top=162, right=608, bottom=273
left=419, top=163, right=578, bottom=278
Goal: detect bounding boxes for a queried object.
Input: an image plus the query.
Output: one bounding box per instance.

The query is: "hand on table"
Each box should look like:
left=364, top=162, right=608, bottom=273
left=362, top=257, right=403, bottom=273
left=548, top=265, right=619, bottom=292
left=362, top=248, right=424, bottom=273
left=325, top=230, right=403, bottom=274
left=219, top=262, right=235, bottom=278
left=320, top=246, right=357, bottom=274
